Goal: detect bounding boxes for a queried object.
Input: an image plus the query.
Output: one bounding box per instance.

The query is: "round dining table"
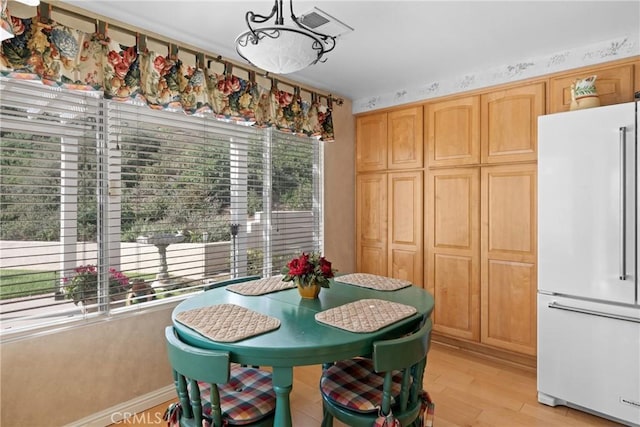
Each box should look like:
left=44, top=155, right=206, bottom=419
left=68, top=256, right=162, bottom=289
left=172, top=278, right=435, bottom=427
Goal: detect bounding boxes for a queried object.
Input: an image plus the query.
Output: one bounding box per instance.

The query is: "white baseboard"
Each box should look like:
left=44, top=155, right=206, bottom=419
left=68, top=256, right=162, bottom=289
left=64, top=385, right=175, bottom=427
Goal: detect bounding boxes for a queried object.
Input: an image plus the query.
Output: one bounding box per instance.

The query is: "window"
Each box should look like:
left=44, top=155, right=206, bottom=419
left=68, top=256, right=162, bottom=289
left=0, top=77, right=324, bottom=332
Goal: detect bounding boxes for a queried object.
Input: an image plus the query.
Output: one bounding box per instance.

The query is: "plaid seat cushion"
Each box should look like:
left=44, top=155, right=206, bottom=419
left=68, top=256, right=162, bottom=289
left=196, top=365, right=276, bottom=425
left=320, top=358, right=404, bottom=413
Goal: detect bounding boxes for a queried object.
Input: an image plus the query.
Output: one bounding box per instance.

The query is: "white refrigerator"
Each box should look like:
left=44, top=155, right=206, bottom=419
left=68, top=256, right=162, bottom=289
left=537, top=101, right=640, bottom=427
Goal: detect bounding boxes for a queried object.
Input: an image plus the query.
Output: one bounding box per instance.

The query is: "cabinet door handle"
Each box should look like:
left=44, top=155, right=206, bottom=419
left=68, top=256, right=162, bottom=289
left=548, top=301, right=640, bottom=324
left=619, top=126, right=627, bottom=281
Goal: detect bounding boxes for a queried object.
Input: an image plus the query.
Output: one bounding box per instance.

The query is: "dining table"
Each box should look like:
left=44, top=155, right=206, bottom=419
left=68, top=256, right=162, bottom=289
left=171, top=275, right=435, bottom=427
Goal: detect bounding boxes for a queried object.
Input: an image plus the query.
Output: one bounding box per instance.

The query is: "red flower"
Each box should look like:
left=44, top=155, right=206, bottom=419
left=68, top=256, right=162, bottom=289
left=319, top=257, right=334, bottom=278
left=153, top=56, right=167, bottom=74
left=287, top=253, right=311, bottom=276
left=281, top=252, right=336, bottom=288
left=277, top=90, right=293, bottom=107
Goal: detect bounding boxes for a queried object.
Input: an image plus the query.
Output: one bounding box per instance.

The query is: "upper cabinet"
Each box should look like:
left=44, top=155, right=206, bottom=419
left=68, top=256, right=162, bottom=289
left=549, top=63, right=635, bottom=114
left=481, top=82, right=545, bottom=164
left=426, top=96, right=480, bottom=167
left=356, top=106, right=423, bottom=172
left=356, top=113, right=388, bottom=171
left=388, top=107, right=424, bottom=170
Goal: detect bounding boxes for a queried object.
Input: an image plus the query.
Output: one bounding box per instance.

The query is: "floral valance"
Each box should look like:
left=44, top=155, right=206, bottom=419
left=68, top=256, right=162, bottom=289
left=0, top=13, right=335, bottom=141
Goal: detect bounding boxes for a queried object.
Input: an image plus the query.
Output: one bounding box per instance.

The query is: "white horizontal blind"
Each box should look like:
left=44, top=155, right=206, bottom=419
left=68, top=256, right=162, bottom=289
left=0, top=78, right=105, bottom=327
left=0, top=77, right=324, bottom=331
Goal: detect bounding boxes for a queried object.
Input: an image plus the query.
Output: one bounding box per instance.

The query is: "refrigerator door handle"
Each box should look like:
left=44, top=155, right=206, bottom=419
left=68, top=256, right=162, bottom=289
left=619, top=126, right=627, bottom=281
left=548, top=301, right=640, bottom=324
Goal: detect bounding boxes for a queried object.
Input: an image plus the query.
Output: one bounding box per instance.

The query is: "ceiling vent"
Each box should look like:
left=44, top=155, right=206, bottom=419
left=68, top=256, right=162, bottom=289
left=299, top=7, right=354, bottom=38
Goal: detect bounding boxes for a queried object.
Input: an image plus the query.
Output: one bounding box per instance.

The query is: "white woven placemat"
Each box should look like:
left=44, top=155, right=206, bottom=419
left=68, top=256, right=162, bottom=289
left=315, top=298, right=417, bottom=333
left=338, top=273, right=412, bottom=291
left=226, top=275, right=296, bottom=296
left=175, top=304, right=280, bottom=342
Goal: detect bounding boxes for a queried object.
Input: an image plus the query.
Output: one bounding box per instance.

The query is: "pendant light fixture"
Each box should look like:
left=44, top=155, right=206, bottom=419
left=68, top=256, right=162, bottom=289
left=235, top=0, right=338, bottom=75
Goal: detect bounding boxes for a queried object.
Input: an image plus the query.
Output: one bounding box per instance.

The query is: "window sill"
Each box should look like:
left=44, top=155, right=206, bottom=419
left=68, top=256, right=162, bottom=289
left=0, top=291, right=198, bottom=343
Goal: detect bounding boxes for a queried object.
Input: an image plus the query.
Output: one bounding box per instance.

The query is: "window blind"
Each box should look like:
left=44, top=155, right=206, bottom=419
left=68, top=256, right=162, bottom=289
left=0, top=77, right=324, bottom=331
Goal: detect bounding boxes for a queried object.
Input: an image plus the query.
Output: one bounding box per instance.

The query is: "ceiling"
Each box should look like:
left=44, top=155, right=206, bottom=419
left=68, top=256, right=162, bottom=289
left=59, top=1, right=639, bottom=108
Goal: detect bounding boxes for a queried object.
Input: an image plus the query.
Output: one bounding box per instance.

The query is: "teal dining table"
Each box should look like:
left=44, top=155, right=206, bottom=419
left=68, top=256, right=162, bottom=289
left=171, top=278, right=435, bottom=427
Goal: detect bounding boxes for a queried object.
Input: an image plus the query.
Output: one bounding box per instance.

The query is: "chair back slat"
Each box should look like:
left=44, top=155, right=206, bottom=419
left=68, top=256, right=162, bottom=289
left=175, top=371, right=192, bottom=419
left=187, top=378, right=204, bottom=423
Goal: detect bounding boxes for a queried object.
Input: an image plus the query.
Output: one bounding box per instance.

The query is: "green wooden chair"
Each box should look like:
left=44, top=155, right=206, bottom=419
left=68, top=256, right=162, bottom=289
left=203, top=275, right=261, bottom=291
left=319, top=318, right=433, bottom=427
left=164, top=326, right=275, bottom=427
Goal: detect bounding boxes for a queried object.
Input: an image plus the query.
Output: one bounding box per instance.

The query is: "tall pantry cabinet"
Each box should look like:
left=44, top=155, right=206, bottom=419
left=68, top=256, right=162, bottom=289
left=425, top=83, right=542, bottom=358
left=356, top=107, right=424, bottom=286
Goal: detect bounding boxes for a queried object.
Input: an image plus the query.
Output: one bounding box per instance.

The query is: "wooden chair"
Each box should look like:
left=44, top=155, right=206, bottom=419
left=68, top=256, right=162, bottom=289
left=203, top=275, right=260, bottom=291
left=164, top=326, right=275, bottom=427
left=319, top=318, right=433, bottom=427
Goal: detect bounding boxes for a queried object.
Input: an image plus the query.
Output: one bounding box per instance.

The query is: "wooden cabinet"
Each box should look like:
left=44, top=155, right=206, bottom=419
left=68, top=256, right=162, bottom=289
left=388, top=107, right=423, bottom=170
left=425, top=96, right=480, bottom=167
left=357, top=60, right=638, bottom=363
left=356, top=106, right=423, bottom=285
left=356, top=114, right=387, bottom=171
left=356, top=173, right=388, bottom=276
left=388, top=171, right=423, bottom=284
left=356, top=106, right=423, bottom=172
left=426, top=163, right=537, bottom=356
left=426, top=167, right=479, bottom=340
left=356, top=171, right=423, bottom=285
left=480, top=164, right=537, bottom=356
left=549, top=63, right=635, bottom=113
left=481, top=83, right=544, bottom=164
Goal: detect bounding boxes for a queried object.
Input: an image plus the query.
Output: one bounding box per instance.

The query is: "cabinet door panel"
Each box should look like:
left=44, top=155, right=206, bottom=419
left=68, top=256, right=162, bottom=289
left=389, top=171, right=423, bottom=286
left=360, top=246, right=388, bottom=276
left=549, top=64, right=634, bottom=113
left=388, top=107, right=423, bottom=170
left=481, top=83, right=544, bottom=163
left=356, top=174, right=387, bottom=275
left=482, top=165, right=536, bottom=259
left=481, top=164, right=537, bottom=355
left=390, top=248, right=421, bottom=284
left=432, top=253, right=478, bottom=340
left=482, top=260, right=536, bottom=355
left=356, top=114, right=387, bottom=171
left=426, top=168, right=480, bottom=340
left=426, top=96, right=480, bottom=167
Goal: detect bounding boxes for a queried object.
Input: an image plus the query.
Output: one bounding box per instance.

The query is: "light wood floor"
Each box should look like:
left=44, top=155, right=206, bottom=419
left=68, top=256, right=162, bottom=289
left=112, top=342, right=622, bottom=426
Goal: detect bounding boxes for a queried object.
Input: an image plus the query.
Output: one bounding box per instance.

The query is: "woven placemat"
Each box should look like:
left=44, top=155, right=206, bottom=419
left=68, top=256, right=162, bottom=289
left=175, top=304, right=280, bottom=342
left=315, top=299, right=417, bottom=333
left=338, top=273, right=412, bottom=291
left=226, top=275, right=296, bottom=296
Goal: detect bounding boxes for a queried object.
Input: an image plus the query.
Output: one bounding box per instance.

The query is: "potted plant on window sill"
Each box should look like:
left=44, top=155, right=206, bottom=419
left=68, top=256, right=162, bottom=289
left=63, top=265, right=130, bottom=312
left=281, top=252, right=335, bottom=299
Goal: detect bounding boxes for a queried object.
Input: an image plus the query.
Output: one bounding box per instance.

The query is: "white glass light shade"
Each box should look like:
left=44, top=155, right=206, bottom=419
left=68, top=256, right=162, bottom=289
left=236, top=27, right=326, bottom=74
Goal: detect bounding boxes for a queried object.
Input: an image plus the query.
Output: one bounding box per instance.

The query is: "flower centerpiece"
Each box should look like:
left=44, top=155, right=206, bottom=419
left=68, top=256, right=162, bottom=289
left=63, top=264, right=130, bottom=307
left=282, top=252, right=335, bottom=299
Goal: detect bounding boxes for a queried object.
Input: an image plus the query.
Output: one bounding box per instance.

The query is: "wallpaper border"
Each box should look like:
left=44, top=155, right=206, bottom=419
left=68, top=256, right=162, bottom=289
left=353, top=35, right=639, bottom=114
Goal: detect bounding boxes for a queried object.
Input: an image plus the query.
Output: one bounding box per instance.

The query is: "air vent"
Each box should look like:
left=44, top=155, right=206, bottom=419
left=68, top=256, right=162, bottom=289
left=299, top=7, right=354, bottom=38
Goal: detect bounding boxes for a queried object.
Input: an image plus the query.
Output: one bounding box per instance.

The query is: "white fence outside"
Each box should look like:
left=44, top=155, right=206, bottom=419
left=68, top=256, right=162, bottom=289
left=0, top=211, right=316, bottom=281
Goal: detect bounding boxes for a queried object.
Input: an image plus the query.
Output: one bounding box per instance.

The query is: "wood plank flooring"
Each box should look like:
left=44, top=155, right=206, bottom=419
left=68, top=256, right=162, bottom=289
left=111, top=342, right=622, bottom=426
